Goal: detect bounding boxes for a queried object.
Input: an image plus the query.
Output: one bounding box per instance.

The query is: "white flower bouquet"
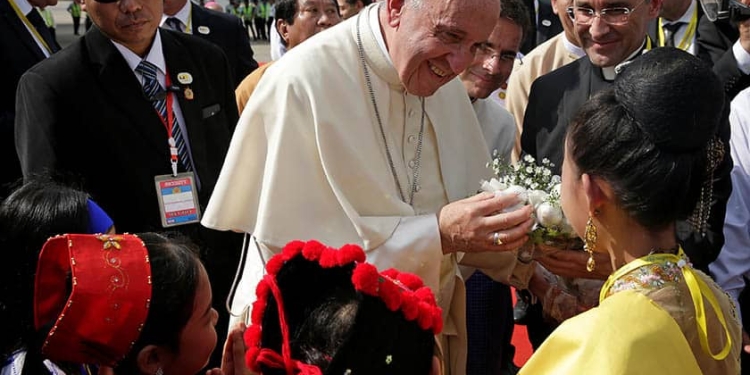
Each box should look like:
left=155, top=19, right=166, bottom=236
left=480, top=153, right=583, bottom=256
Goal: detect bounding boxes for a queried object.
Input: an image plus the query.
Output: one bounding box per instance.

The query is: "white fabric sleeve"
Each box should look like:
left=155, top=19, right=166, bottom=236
left=732, top=41, right=750, bottom=75
left=365, top=214, right=443, bottom=293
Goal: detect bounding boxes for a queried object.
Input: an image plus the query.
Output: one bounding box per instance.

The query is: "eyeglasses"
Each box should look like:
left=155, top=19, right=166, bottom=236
left=566, top=0, right=646, bottom=25
left=475, top=44, right=523, bottom=65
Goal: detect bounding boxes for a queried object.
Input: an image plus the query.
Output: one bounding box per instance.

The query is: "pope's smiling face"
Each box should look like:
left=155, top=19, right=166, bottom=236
left=385, top=0, right=500, bottom=97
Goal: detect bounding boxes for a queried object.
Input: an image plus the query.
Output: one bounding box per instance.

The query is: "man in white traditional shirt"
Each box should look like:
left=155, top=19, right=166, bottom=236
left=202, top=0, right=538, bottom=373
left=458, top=1, right=530, bottom=373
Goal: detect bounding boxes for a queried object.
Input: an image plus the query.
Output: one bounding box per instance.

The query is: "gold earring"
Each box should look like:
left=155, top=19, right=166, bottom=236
left=584, top=216, right=597, bottom=272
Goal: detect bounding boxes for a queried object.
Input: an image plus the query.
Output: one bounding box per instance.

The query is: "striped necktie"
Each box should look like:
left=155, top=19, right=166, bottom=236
left=165, top=17, right=184, bottom=32
left=663, top=22, right=685, bottom=47
left=135, top=60, right=193, bottom=174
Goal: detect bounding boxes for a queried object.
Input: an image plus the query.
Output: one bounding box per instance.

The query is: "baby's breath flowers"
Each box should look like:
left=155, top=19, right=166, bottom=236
left=481, top=152, right=578, bottom=246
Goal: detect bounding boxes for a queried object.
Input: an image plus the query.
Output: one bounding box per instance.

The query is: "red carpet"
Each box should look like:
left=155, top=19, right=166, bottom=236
left=510, top=288, right=533, bottom=366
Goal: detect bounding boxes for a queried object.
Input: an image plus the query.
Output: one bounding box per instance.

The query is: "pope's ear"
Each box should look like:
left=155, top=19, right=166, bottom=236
left=385, top=0, right=406, bottom=27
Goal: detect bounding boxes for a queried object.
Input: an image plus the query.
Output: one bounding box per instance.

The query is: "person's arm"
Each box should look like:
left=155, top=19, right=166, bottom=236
left=702, top=19, right=750, bottom=100
left=535, top=248, right=612, bottom=280
left=697, top=16, right=736, bottom=65
left=710, top=93, right=750, bottom=319
left=15, top=70, right=59, bottom=179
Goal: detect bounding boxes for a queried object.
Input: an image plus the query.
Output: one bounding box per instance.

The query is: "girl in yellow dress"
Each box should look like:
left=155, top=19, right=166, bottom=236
left=520, top=47, right=742, bottom=374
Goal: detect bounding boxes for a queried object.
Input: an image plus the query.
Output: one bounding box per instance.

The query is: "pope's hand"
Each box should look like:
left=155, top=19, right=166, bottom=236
left=437, top=191, right=534, bottom=254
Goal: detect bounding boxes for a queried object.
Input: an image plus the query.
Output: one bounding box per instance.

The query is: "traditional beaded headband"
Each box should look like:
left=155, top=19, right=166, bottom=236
left=34, top=234, right=152, bottom=366
left=244, top=240, right=443, bottom=374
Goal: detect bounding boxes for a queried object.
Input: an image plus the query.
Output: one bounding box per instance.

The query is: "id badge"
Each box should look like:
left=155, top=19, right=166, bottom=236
left=154, top=172, right=201, bottom=227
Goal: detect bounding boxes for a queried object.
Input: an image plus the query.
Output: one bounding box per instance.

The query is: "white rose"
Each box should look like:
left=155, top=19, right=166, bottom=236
left=480, top=180, right=494, bottom=193
left=527, top=190, right=549, bottom=208
left=537, top=202, right=563, bottom=227
left=489, top=178, right=507, bottom=191
left=498, top=185, right=528, bottom=212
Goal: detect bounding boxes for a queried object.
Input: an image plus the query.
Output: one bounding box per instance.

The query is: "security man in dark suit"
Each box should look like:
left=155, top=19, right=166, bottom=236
left=0, top=0, right=60, bottom=199
left=520, top=0, right=564, bottom=53
left=14, top=0, right=242, bottom=366
left=163, top=0, right=259, bottom=86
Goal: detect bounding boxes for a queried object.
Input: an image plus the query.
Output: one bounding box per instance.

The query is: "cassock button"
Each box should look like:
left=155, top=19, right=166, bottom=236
left=407, top=134, right=416, bottom=144
left=408, top=159, right=416, bottom=168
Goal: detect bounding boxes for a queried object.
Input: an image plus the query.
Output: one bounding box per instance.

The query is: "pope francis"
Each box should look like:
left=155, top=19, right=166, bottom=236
left=202, top=0, right=536, bottom=373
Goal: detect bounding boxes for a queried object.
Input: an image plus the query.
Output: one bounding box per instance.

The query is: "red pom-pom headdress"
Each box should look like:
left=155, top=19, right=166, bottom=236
left=244, top=240, right=443, bottom=374
left=34, top=234, right=152, bottom=366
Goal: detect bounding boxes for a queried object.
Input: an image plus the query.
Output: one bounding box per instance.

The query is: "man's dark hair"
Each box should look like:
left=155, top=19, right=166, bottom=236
left=344, top=0, right=372, bottom=6
left=0, top=177, right=92, bottom=375
left=500, top=0, right=532, bottom=43
left=277, top=0, right=340, bottom=24
left=275, top=0, right=340, bottom=47
left=275, top=0, right=299, bottom=24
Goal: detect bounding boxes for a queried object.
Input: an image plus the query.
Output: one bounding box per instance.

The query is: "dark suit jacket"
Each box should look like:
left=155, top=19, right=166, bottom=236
left=0, top=0, right=59, bottom=198
left=521, top=53, right=733, bottom=273
left=520, top=0, right=564, bottom=55
left=646, top=4, right=704, bottom=49
left=696, top=16, right=750, bottom=100
left=15, top=26, right=237, bottom=236
left=190, top=3, right=258, bottom=86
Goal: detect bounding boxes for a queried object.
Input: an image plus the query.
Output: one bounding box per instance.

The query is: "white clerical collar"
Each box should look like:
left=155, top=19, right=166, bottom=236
left=161, top=0, right=191, bottom=31
left=11, top=0, right=33, bottom=16
left=112, top=29, right=167, bottom=77
left=601, top=39, right=646, bottom=80
left=663, top=0, right=696, bottom=24
left=563, top=35, right=586, bottom=59
left=368, top=2, right=393, bottom=65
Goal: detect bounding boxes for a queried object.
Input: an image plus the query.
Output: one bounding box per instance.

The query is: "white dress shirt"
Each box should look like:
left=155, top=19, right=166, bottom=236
left=111, top=31, right=198, bottom=176
left=710, top=87, right=750, bottom=321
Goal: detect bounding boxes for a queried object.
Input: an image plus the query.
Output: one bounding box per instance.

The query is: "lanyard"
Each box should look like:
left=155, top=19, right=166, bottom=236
left=153, top=71, right=180, bottom=176
left=600, top=248, right=733, bottom=360
left=186, top=5, right=193, bottom=34
left=658, top=6, right=698, bottom=51
left=7, top=0, right=53, bottom=56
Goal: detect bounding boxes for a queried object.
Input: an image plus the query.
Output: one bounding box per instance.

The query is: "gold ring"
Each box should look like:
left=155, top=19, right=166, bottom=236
left=493, top=232, right=503, bottom=246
